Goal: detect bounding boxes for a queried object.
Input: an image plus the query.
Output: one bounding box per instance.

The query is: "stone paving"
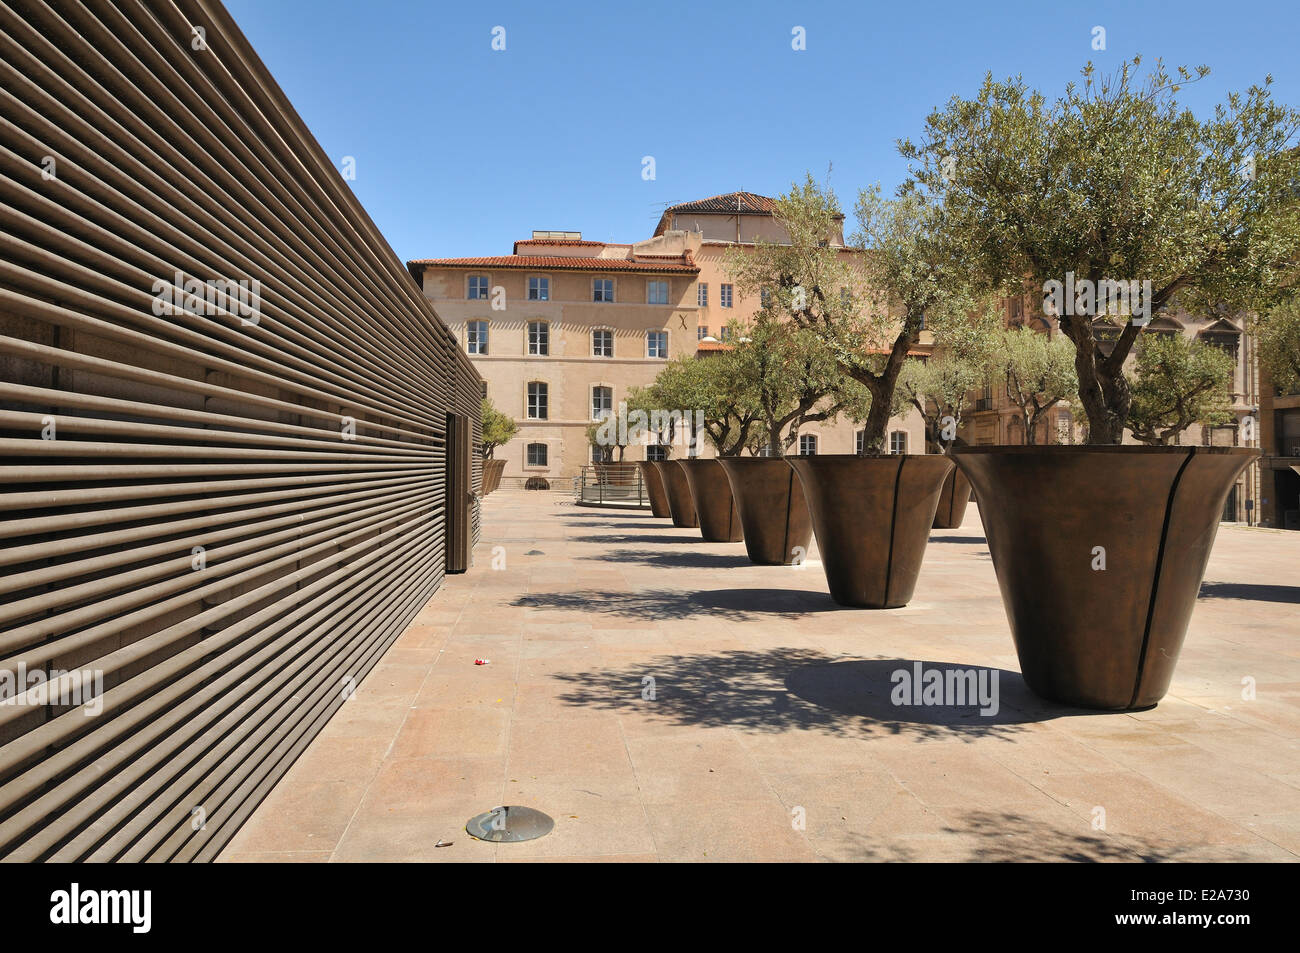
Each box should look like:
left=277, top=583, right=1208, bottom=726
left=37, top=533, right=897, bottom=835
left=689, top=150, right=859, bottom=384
left=219, top=488, right=1300, bottom=862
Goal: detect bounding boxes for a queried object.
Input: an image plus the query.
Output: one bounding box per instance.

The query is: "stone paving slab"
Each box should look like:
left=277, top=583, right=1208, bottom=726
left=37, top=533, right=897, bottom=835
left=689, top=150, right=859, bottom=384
left=219, top=488, right=1300, bottom=863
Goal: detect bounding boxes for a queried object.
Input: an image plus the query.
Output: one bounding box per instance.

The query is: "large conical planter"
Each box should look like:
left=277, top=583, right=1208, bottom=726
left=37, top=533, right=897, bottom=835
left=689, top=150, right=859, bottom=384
left=653, top=460, right=697, bottom=528
left=678, top=459, right=744, bottom=542
left=788, top=455, right=954, bottom=608
left=717, top=457, right=811, bottom=564
left=931, top=465, right=973, bottom=529
left=483, top=459, right=506, bottom=495
left=952, top=446, right=1258, bottom=710
left=637, top=461, right=671, bottom=518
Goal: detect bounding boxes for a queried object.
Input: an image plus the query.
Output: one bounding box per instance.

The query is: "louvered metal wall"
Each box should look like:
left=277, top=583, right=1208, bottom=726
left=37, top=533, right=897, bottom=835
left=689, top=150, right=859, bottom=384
left=0, top=0, right=482, bottom=860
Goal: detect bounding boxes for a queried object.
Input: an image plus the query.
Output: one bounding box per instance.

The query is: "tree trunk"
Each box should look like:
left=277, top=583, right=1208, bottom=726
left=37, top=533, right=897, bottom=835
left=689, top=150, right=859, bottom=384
left=1062, top=320, right=1129, bottom=445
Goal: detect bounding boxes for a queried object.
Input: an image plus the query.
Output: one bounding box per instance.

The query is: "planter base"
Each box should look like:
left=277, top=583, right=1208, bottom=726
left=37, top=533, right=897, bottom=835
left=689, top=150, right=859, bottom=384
left=789, top=455, right=953, bottom=608
left=953, top=446, right=1257, bottom=710
left=653, top=460, right=697, bottom=528
left=678, top=459, right=743, bottom=542
left=637, top=461, right=671, bottom=518
left=718, top=457, right=811, bottom=564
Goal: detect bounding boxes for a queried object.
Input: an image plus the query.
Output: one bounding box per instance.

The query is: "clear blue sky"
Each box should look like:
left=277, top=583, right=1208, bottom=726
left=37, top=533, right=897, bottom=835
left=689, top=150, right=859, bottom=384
left=224, top=0, right=1300, bottom=263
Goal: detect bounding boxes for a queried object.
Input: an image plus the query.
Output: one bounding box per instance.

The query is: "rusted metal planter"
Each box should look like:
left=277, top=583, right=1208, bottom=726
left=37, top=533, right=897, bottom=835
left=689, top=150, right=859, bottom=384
left=678, top=459, right=744, bottom=542
left=482, top=458, right=505, bottom=495
left=653, top=460, right=697, bottom=528
left=952, top=446, right=1258, bottom=710
left=931, top=464, right=973, bottom=529
left=717, top=457, right=811, bottom=564
left=788, top=454, right=954, bottom=608
left=637, top=461, right=671, bottom=518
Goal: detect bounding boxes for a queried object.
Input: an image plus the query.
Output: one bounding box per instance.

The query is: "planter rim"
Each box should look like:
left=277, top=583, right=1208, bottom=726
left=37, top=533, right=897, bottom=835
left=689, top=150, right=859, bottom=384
left=951, top=445, right=1259, bottom=458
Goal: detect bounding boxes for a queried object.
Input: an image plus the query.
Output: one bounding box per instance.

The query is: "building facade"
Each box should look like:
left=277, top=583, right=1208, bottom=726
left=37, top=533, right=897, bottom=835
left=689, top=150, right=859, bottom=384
left=410, top=193, right=927, bottom=480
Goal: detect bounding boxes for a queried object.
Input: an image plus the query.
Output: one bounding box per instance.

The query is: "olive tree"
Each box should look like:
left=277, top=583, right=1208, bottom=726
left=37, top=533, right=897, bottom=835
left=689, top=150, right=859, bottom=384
left=648, top=352, right=760, bottom=457
left=1256, top=294, right=1300, bottom=395
left=1125, top=334, right=1235, bottom=445
left=901, top=57, right=1300, bottom=444
left=480, top=396, right=517, bottom=459
left=988, top=327, right=1079, bottom=445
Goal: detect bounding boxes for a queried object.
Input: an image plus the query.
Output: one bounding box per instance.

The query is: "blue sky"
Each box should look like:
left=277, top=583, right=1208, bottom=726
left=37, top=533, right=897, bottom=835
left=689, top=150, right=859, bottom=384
left=224, top=0, right=1300, bottom=263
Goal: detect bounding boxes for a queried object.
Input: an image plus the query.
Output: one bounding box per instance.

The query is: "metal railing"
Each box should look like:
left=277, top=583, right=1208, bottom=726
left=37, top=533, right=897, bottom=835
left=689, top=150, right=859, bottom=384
left=577, top=463, right=650, bottom=506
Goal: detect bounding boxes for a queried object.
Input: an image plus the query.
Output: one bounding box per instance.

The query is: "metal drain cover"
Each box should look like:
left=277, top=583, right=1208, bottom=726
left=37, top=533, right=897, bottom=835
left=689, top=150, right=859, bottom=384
left=466, top=806, right=554, bottom=843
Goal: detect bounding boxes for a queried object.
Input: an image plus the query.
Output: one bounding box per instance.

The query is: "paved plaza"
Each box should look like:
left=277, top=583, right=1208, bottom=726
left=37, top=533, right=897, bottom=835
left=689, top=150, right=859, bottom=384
left=220, top=489, right=1300, bottom=862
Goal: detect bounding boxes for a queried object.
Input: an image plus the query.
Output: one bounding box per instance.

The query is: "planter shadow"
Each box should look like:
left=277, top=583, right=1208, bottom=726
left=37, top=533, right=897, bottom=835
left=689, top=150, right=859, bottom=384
left=678, top=459, right=744, bottom=542
left=653, top=461, right=697, bottom=528
left=718, top=456, right=811, bottom=564
left=953, top=445, right=1258, bottom=710
left=789, top=454, right=954, bottom=608
left=637, top=461, right=671, bottom=518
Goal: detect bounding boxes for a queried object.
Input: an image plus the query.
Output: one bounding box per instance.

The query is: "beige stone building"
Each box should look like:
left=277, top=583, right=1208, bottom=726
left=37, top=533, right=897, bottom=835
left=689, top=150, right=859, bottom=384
left=409, top=193, right=927, bottom=481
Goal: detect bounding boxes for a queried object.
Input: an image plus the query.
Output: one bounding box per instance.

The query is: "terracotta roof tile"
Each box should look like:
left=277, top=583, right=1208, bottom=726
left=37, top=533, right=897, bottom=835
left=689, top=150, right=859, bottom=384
left=666, top=191, right=777, bottom=215
left=409, top=256, right=698, bottom=274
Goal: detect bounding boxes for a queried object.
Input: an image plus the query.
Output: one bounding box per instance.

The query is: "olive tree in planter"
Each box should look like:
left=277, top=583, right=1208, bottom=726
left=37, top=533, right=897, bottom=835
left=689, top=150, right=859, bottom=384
left=726, top=176, right=981, bottom=607
left=988, top=326, right=1078, bottom=446
left=480, top=397, right=516, bottom=495
left=1126, top=334, right=1235, bottom=445
left=895, top=331, right=995, bottom=527
left=906, top=57, right=1300, bottom=708
left=718, top=316, right=871, bottom=563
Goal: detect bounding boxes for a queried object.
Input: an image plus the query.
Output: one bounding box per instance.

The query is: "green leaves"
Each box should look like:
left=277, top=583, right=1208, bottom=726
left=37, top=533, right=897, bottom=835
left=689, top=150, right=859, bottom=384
left=1256, top=294, right=1300, bottom=395
left=1125, top=333, right=1235, bottom=445
left=480, top=396, right=517, bottom=458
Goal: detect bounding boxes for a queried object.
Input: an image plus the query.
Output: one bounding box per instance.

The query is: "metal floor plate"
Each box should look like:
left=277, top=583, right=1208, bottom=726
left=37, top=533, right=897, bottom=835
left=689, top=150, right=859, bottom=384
left=466, top=806, right=555, bottom=843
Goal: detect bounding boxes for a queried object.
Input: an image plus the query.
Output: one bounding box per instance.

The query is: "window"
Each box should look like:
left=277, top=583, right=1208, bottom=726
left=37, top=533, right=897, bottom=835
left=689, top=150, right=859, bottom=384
left=799, top=434, right=818, bottom=456
left=528, top=277, right=549, bottom=301
left=526, top=442, right=548, bottom=467
left=527, top=320, right=549, bottom=356
left=480, top=381, right=487, bottom=399
left=720, top=284, right=733, bottom=308
left=720, top=327, right=731, bottom=342
left=647, top=330, right=668, bottom=358
left=593, top=279, right=614, bottom=302
left=760, top=288, right=772, bottom=308
left=646, top=445, right=669, bottom=462
left=697, top=326, right=707, bottom=341
left=647, top=280, right=669, bottom=305
left=466, top=320, right=488, bottom=355
left=468, top=275, right=489, bottom=300
left=592, top=385, right=613, bottom=420
left=697, top=283, right=708, bottom=307
left=527, top=381, right=548, bottom=420
left=890, top=431, right=908, bottom=455
left=756, top=444, right=776, bottom=458
left=855, top=430, right=865, bottom=454
left=592, top=328, right=613, bottom=357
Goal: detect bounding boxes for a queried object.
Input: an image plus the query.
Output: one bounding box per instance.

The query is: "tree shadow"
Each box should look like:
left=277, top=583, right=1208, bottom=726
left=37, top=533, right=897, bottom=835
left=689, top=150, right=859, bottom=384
left=835, top=810, right=1227, bottom=862
left=1198, top=581, right=1300, bottom=605
left=927, top=535, right=988, bottom=545
left=512, top=588, right=839, bottom=621
left=569, top=534, right=706, bottom=546
left=579, top=548, right=756, bottom=570
left=551, top=648, right=1100, bottom=742
left=564, top=522, right=669, bottom=530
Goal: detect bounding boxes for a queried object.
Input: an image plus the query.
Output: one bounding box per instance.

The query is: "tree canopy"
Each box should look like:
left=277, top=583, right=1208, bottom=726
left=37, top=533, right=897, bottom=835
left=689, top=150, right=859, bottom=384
left=1125, top=333, right=1235, bottom=445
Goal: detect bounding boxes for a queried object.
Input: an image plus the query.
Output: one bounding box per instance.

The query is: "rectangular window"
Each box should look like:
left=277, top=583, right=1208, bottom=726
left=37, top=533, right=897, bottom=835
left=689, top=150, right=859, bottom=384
left=697, top=326, right=707, bottom=341
left=697, top=283, right=708, bottom=307
left=646, top=445, right=669, bottom=462
left=855, top=430, right=865, bottom=455
left=799, top=434, right=818, bottom=456
left=527, top=381, right=548, bottom=420
left=592, top=328, right=613, bottom=357
left=720, top=284, right=733, bottom=308
left=480, top=381, right=487, bottom=399
left=466, top=320, right=488, bottom=355
left=526, top=442, right=548, bottom=467
left=760, top=288, right=772, bottom=308
left=592, top=385, right=613, bottom=420
left=647, top=280, right=669, bottom=305
left=720, top=327, right=731, bottom=342
left=647, top=330, right=668, bottom=358
left=593, top=279, right=615, bottom=302
left=890, top=431, right=908, bottom=455
left=528, top=277, right=549, bottom=301
left=528, top=320, right=548, bottom=355
left=468, top=275, right=489, bottom=300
